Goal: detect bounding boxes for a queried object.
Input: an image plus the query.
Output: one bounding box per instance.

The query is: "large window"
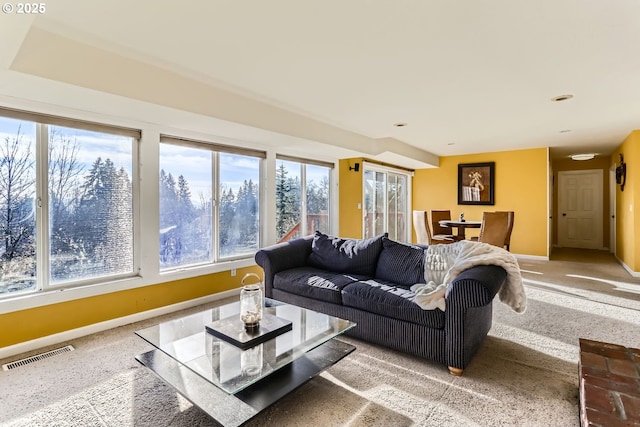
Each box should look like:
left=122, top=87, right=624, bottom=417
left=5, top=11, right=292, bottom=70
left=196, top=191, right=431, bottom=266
left=0, top=110, right=138, bottom=298
left=159, top=137, right=262, bottom=270
left=276, top=156, right=332, bottom=242
left=363, top=163, right=411, bottom=242
left=49, top=125, right=134, bottom=283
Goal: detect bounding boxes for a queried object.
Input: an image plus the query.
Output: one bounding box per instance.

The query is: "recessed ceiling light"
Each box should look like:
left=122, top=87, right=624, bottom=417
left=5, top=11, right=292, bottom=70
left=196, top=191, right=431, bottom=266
left=551, top=94, right=574, bottom=102
left=393, top=122, right=407, bottom=127
left=447, top=142, right=455, bottom=146
left=570, top=153, right=596, bottom=161
left=559, top=129, right=572, bottom=133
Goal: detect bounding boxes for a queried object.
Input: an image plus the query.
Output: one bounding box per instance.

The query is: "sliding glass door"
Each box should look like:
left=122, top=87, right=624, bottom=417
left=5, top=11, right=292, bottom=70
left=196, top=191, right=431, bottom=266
left=363, top=164, right=411, bottom=242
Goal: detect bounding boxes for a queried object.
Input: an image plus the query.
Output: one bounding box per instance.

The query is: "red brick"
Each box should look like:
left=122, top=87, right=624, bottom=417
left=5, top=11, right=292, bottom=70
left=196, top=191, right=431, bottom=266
left=608, top=359, right=640, bottom=378
left=585, top=376, right=640, bottom=397
left=621, top=394, right=640, bottom=419
left=584, top=383, right=616, bottom=413
left=601, top=348, right=632, bottom=360
left=580, top=339, right=640, bottom=427
left=583, top=368, right=640, bottom=386
left=582, top=352, right=609, bottom=371
left=584, top=408, right=638, bottom=427
left=581, top=338, right=627, bottom=353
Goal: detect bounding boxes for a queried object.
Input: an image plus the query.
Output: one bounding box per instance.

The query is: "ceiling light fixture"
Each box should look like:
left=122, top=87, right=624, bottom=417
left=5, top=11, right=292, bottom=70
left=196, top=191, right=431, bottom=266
left=559, top=129, right=572, bottom=133
left=551, top=94, right=574, bottom=102
left=570, top=153, right=596, bottom=161
left=393, top=123, right=407, bottom=127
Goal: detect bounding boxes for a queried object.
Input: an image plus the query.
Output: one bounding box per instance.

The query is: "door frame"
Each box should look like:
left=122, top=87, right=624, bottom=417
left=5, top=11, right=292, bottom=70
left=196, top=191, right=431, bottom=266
left=609, top=166, right=617, bottom=254
left=361, top=162, right=412, bottom=242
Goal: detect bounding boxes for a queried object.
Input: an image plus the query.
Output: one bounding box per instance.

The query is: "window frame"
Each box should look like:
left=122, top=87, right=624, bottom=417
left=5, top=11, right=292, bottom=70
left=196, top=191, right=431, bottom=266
left=159, top=135, right=265, bottom=271
left=275, top=154, right=333, bottom=242
left=0, top=108, right=141, bottom=298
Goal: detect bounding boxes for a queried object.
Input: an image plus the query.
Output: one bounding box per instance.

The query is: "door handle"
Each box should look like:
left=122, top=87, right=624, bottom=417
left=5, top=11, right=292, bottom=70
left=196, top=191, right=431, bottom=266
left=562, top=213, right=566, bottom=216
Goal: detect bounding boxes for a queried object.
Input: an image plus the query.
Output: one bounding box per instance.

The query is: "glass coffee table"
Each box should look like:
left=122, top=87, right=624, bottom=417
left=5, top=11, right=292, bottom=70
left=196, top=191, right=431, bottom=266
left=135, top=298, right=356, bottom=426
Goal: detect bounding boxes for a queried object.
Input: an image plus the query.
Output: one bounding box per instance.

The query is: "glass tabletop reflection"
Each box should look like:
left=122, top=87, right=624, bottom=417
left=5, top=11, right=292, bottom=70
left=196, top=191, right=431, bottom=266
left=135, top=298, right=355, bottom=394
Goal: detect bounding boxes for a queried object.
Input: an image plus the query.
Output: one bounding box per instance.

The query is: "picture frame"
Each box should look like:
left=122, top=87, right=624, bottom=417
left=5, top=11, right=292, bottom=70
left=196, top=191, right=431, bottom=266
left=458, top=162, right=495, bottom=205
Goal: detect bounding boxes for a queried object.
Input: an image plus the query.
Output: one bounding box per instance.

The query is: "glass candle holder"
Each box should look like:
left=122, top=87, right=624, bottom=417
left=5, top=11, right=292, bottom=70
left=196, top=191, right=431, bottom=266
left=241, top=344, right=263, bottom=376
left=239, top=284, right=262, bottom=330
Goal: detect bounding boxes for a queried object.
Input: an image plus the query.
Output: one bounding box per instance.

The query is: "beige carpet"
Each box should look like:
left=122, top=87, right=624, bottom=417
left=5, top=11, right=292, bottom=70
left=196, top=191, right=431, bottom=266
left=1, top=249, right=639, bottom=427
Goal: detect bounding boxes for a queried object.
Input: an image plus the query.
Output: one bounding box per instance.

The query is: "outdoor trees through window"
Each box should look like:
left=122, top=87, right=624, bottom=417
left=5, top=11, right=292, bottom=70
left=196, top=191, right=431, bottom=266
left=49, top=126, right=134, bottom=283
left=159, top=138, right=262, bottom=270
left=0, top=119, right=36, bottom=295
left=0, top=114, right=137, bottom=297
left=0, top=109, right=333, bottom=299
left=276, top=158, right=331, bottom=242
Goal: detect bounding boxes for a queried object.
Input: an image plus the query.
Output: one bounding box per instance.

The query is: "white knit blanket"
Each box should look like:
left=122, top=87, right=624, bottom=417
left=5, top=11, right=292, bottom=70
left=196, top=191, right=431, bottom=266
left=410, top=240, right=526, bottom=313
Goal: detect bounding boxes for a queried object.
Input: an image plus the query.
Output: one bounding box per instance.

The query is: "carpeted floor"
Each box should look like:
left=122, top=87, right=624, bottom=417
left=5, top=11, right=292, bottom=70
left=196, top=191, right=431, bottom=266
left=1, top=249, right=639, bottom=426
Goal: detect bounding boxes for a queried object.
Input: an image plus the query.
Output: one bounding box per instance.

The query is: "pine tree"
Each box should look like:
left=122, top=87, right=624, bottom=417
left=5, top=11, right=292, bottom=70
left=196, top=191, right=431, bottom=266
left=75, top=158, right=132, bottom=276
left=219, top=186, right=235, bottom=250
left=275, top=163, right=301, bottom=240
left=236, top=179, right=258, bottom=246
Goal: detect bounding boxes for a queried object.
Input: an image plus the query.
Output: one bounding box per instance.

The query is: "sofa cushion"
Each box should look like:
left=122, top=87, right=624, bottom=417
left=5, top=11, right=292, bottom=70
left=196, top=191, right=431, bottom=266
left=342, top=279, right=445, bottom=328
left=375, top=238, right=426, bottom=287
left=308, top=231, right=386, bottom=277
left=273, top=266, right=367, bottom=305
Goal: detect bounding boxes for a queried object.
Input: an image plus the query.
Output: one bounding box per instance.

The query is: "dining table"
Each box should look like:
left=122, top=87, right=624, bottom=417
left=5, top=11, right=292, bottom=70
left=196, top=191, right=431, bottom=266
left=439, top=220, right=482, bottom=240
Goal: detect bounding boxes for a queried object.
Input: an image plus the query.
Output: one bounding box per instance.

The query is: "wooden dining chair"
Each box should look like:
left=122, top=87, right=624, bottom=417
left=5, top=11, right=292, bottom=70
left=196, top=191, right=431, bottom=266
left=477, top=211, right=510, bottom=248
left=430, top=210, right=461, bottom=241
left=497, top=211, right=515, bottom=251
left=413, top=210, right=455, bottom=245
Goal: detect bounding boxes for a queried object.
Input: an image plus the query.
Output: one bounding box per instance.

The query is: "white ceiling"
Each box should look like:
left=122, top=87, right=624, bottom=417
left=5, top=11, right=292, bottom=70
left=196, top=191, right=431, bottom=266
left=2, top=0, right=640, bottom=165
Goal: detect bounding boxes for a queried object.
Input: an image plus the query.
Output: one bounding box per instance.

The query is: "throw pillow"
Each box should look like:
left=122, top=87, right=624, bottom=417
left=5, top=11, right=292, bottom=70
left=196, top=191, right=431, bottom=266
left=375, top=237, right=426, bottom=287
left=308, top=231, right=386, bottom=276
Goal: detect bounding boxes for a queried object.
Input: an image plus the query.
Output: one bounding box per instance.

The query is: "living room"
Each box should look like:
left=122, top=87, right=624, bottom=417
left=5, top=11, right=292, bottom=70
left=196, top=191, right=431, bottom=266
left=1, top=2, right=639, bottom=426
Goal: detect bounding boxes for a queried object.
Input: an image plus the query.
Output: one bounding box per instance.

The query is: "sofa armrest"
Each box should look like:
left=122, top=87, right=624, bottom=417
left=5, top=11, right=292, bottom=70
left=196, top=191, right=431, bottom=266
left=444, top=264, right=507, bottom=371
left=254, top=236, right=314, bottom=297
left=445, top=265, right=506, bottom=308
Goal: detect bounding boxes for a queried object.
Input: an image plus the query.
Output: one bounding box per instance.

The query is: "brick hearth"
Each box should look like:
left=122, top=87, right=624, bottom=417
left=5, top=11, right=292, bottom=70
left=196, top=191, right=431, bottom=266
left=579, top=338, right=640, bottom=427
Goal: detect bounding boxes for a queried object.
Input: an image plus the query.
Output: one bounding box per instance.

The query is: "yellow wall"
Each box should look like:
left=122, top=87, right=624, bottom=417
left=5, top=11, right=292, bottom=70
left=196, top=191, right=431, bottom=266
left=339, top=158, right=365, bottom=238
left=612, top=130, right=639, bottom=271
left=0, top=266, right=260, bottom=348
left=551, top=155, right=611, bottom=247
left=413, top=148, right=549, bottom=257
left=9, top=139, right=638, bottom=349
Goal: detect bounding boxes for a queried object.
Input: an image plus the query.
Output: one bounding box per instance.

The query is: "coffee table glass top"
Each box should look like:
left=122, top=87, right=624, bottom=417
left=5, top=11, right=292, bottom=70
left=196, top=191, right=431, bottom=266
left=135, top=298, right=356, bottom=394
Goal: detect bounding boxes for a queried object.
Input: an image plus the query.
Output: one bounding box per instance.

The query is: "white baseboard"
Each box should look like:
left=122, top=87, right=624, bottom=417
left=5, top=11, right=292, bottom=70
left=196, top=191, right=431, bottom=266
left=515, top=254, right=549, bottom=261
left=0, top=289, right=240, bottom=360
left=616, top=256, right=640, bottom=278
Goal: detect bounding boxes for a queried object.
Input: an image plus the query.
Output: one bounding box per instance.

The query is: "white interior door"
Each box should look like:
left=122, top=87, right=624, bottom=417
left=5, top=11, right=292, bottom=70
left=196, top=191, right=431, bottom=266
left=558, top=170, right=603, bottom=249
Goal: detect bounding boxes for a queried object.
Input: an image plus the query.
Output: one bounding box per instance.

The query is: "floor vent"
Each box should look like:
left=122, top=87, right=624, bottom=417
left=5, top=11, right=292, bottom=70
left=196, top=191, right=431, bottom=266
left=2, top=345, right=75, bottom=371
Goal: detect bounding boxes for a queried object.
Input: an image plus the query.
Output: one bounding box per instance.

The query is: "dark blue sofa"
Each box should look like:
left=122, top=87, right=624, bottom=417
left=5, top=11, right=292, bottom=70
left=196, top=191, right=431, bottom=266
left=254, top=232, right=507, bottom=375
